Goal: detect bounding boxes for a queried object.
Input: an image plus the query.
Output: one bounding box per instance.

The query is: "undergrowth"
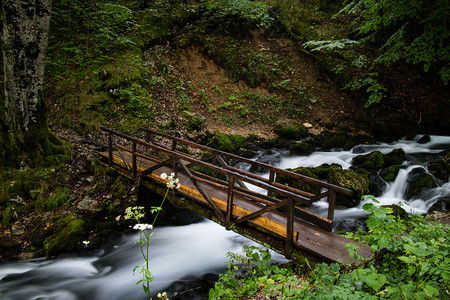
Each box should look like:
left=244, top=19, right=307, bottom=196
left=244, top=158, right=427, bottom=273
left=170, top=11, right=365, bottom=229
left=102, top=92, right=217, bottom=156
left=210, top=203, right=450, bottom=299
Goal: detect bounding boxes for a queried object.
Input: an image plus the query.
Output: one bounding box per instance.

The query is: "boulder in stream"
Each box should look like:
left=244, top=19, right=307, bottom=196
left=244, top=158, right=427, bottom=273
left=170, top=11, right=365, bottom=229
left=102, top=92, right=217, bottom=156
left=404, top=167, right=438, bottom=199
left=273, top=119, right=308, bottom=140
left=275, top=166, right=321, bottom=195
left=327, top=169, right=369, bottom=207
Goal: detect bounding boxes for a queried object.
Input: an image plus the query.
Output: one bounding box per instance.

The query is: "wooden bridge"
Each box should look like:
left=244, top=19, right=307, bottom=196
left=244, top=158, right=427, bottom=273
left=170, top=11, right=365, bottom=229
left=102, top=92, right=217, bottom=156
left=99, top=127, right=372, bottom=264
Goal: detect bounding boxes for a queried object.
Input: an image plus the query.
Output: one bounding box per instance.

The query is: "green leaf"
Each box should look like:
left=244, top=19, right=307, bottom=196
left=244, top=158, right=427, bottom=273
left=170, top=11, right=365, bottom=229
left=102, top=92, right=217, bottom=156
left=364, top=273, right=386, bottom=291
left=424, top=284, right=439, bottom=297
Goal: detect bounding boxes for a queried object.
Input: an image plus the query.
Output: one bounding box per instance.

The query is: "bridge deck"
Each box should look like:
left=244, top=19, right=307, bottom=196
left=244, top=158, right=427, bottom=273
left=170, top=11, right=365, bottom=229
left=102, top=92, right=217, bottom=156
left=99, top=150, right=372, bottom=264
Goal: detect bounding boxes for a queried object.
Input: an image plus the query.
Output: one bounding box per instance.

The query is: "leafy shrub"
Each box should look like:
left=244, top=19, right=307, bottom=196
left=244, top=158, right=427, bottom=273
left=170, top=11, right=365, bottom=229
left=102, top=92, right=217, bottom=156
left=211, top=203, right=450, bottom=299
left=341, top=0, right=450, bottom=84
left=205, top=0, right=274, bottom=33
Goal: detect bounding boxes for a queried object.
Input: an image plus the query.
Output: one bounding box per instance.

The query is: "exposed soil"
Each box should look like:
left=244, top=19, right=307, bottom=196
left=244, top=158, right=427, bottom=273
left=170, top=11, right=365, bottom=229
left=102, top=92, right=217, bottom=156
left=144, top=32, right=362, bottom=139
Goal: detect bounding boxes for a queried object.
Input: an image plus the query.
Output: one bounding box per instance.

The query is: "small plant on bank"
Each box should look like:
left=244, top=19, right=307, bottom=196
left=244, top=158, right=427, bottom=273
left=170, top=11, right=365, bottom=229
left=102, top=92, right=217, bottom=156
left=124, top=172, right=180, bottom=299
left=210, top=202, right=450, bottom=299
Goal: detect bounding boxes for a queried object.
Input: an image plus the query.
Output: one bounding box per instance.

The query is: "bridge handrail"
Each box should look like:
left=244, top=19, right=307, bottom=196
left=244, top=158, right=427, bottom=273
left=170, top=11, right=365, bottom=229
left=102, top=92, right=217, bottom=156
left=101, top=126, right=356, bottom=256
left=139, top=127, right=352, bottom=196
left=102, top=126, right=313, bottom=205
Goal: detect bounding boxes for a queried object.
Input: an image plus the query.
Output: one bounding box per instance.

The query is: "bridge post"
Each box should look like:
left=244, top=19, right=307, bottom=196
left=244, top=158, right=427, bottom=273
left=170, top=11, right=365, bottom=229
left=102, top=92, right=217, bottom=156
left=268, top=170, right=275, bottom=197
left=132, top=141, right=137, bottom=179
left=108, top=133, right=113, bottom=167
left=327, top=189, right=336, bottom=221
left=285, top=198, right=294, bottom=258
left=226, top=176, right=235, bottom=229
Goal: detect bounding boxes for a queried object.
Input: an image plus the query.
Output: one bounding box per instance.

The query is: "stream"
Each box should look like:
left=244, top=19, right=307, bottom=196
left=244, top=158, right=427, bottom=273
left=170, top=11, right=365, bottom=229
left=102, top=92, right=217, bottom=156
left=0, top=134, right=449, bottom=299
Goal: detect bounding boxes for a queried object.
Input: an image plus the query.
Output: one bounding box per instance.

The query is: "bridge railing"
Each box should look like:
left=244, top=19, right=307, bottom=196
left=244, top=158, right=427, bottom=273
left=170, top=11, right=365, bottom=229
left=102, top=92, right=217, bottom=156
left=101, top=126, right=352, bottom=257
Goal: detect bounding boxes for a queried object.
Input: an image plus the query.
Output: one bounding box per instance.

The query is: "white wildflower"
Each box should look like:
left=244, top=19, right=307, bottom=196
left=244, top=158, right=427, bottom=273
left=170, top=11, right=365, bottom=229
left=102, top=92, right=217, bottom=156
left=133, top=223, right=153, bottom=231
left=165, top=172, right=181, bottom=189
left=160, top=173, right=168, bottom=179
left=82, top=240, right=90, bottom=246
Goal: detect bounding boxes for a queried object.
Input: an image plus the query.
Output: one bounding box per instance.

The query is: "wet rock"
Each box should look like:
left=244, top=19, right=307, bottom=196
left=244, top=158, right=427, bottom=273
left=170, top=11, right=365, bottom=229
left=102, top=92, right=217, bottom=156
left=309, top=163, right=342, bottom=180
left=380, top=165, right=405, bottom=182
left=327, top=169, right=369, bottom=207
left=275, top=167, right=321, bottom=195
left=382, top=204, right=408, bottom=218
left=273, top=119, right=308, bottom=140
left=417, top=134, right=431, bottom=144
left=363, top=170, right=387, bottom=196
left=352, top=151, right=384, bottom=171
left=405, top=167, right=438, bottom=199
left=383, top=148, right=406, bottom=167
left=429, top=196, right=450, bottom=212
left=313, top=130, right=349, bottom=149
left=250, top=149, right=283, bottom=172
left=290, top=142, right=315, bottom=155
left=334, top=218, right=367, bottom=233
left=427, top=149, right=450, bottom=182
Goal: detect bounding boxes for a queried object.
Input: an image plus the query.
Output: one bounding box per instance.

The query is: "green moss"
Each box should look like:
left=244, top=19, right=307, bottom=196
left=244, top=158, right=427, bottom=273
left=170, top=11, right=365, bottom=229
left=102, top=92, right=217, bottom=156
left=308, top=163, right=342, bottom=180
left=382, top=165, right=404, bottom=181
left=352, top=151, right=384, bottom=170
left=276, top=167, right=321, bottom=195
left=210, top=132, right=247, bottom=153
left=383, top=148, right=406, bottom=167
left=2, top=204, right=16, bottom=225
left=290, top=142, right=315, bottom=155
left=328, top=169, right=369, bottom=207
left=43, top=216, right=86, bottom=258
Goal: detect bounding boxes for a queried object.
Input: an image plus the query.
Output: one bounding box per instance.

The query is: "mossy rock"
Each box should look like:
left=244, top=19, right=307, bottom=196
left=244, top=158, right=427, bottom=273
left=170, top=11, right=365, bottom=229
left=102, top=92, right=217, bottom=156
left=209, top=132, right=247, bottom=153
left=428, top=149, right=450, bottom=182
left=383, top=148, right=406, bottom=167
left=307, top=163, right=342, bottom=180
left=405, top=167, right=438, bottom=199
left=364, top=170, right=387, bottom=196
left=43, top=216, right=86, bottom=258
left=290, top=142, right=315, bottom=155
left=183, top=111, right=205, bottom=131
left=327, top=169, right=369, bottom=207
left=429, top=196, right=450, bottom=212
left=314, top=130, right=349, bottom=149
left=275, top=167, right=321, bottom=195
left=380, top=165, right=405, bottom=182
left=352, top=151, right=384, bottom=171
left=273, top=119, right=308, bottom=140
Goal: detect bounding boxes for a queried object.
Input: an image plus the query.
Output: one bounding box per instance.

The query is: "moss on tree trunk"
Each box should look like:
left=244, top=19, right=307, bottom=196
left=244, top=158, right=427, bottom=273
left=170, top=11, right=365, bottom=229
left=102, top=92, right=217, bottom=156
left=1, top=0, right=66, bottom=168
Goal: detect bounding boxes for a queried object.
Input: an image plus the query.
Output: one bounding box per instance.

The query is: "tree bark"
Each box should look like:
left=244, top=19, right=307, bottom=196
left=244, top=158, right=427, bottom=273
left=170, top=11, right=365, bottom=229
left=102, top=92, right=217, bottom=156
left=1, top=0, right=61, bottom=167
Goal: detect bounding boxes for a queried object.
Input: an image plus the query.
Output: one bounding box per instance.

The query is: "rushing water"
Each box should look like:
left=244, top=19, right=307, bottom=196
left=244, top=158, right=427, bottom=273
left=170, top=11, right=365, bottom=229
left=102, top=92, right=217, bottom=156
left=0, top=220, right=285, bottom=300
left=1, top=135, right=449, bottom=299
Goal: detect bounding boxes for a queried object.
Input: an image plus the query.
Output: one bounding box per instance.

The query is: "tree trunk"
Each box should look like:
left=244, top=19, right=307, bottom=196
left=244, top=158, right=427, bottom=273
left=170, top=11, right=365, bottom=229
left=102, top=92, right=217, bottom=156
left=1, top=0, right=62, bottom=167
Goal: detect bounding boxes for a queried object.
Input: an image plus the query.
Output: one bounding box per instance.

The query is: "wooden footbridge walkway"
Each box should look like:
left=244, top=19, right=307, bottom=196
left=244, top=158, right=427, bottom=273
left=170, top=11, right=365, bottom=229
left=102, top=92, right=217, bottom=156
left=99, top=127, right=372, bottom=264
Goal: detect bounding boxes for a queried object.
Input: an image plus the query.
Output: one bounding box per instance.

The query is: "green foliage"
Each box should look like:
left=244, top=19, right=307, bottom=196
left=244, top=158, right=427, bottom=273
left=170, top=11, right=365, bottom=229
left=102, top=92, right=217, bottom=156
left=304, top=38, right=359, bottom=51
left=210, top=245, right=308, bottom=299
left=212, top=203, right=450, bottom=299
left=205, top=0, right=274, bottom=33
left=341, top=0, right=450, bottom=84
left=36, top=186, right=71, bottom=211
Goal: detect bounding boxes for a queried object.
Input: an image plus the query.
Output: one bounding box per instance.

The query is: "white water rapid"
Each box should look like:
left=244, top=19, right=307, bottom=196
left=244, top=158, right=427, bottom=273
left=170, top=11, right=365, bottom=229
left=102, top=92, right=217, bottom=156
left=0, top=134, right=448, bottom=299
